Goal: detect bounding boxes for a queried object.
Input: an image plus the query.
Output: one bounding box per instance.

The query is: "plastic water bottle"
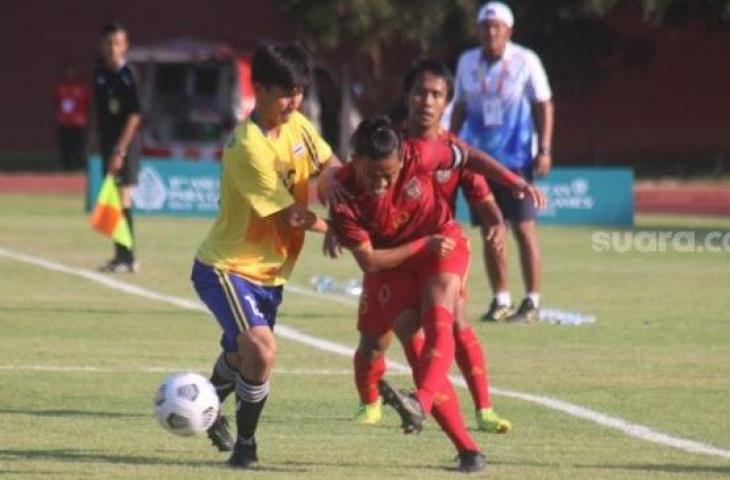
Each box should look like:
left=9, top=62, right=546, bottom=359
left=310, top=276, right=363, bottom=297
left=343, top=278, right=363, bottom=297
left=310, top=275, right=335, bottom=293
left=539, top=308, right=596, bottom=326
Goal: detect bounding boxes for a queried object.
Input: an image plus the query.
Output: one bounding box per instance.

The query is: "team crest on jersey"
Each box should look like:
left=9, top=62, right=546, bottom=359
left=404, top=178, right=422, bottom=199
left=435, top=170, right=453, bottom=184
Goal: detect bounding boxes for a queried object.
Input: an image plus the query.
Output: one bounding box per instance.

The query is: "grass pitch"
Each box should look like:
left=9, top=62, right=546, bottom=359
left=1, top=194, right=729, bottom=479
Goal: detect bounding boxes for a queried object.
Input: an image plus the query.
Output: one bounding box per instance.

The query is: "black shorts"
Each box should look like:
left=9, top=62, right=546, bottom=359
left=101, top=138, right=140, bottom=186
left=487, top=166, right=537, bottom=224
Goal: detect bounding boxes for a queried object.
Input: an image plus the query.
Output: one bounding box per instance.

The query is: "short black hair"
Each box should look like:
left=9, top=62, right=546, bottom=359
left=352, top=116, right=401, bottom=161
left=251, top=43, right=312, bottom=91
left=100, top=22, right=126, bottom=38
left=403, top=59, right=455, bottom=102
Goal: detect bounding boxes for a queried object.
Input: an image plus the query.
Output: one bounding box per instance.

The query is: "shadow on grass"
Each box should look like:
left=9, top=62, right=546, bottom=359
left=0, top=448, right=309, bottom=473
left=0, top=306, right=198, bottom=316
left=0, top=470, right=90, bottom=477
left=576, top=463, right=730, bottom=475
left=0, top=408, right=146, bottom=419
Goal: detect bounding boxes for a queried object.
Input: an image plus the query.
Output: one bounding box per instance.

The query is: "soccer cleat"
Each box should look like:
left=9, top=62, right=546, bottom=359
left=456, top=450, right=487, bottom=473
left=354, top=397, right=383, bottom=425
left=481, top=299, right=512, bottom=322
left=99, top=259, right=140, bottom=274
left=377, top=379, right=425, bottom=434
left=207, top=415, right=234, bottom=451
left=476, top=408, right=512, bottom=434
left=228, top=438, right=258, bottom=469
left=505, top=298, right=539, bottom=323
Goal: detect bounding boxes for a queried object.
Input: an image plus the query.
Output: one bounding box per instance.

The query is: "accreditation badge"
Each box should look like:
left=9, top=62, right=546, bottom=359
left=108, top=97, right=120, bottom=115
left=482, top=96, right=503, bottom=127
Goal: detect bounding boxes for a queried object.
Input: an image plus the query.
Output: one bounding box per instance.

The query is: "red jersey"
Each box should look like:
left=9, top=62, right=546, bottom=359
left=54, top=78, right=90, bottom=128
left=433, top=131, right=491, bottom=215
left=332, top=136, right=466, bottom=249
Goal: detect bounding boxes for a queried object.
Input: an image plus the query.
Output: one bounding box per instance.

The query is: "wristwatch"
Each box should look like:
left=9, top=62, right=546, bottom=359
left=538, top=146, right=551, bottom=156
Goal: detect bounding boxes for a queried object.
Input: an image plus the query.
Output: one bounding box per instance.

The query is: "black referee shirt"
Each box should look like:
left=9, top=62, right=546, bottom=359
left=93, top=62, right=141, bottom=156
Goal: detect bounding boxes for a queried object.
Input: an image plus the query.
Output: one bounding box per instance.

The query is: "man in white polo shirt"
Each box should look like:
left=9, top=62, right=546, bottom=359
left=450, top=1, right=554, bottom=323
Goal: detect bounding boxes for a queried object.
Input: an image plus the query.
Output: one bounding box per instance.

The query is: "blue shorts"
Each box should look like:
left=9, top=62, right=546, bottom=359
left=487, top=166, right=537, bottom=223
left=191, top=259, right=283, bottom=352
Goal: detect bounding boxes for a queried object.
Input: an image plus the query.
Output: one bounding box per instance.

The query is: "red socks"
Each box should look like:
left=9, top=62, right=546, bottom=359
left=354, top=349, right=386, bottom=404
left=414, top=306, right=456, bottom=414
left=454, top=326, right=491, bottom=410
left=402, top=326, right=478, bottom=453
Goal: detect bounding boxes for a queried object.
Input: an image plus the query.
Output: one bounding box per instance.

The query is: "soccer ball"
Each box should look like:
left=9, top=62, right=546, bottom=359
left=153, top=372, right=220, bottom=436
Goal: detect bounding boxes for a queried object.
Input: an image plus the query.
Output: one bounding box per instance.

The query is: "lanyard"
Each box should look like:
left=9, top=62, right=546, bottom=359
left=479, top=56, right=509, bottom=97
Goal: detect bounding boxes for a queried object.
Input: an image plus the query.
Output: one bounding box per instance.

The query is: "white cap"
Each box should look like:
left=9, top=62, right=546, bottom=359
left=476, top=2, right=514, bottom=28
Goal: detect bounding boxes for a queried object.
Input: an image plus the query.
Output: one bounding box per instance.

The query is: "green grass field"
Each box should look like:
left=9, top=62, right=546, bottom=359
left=1, top=193, right=729, bottom=479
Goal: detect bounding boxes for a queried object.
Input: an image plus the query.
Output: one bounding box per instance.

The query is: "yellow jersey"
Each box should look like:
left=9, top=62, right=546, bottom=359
left=196, top=111, right=333, bottom=286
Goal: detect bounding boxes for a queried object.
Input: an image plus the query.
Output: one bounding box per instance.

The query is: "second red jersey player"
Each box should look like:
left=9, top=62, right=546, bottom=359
left=329, top=109, right=543, bottom=471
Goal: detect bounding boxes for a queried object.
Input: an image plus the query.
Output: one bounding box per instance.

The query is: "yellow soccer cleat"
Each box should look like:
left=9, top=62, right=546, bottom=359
left=476, top=408, right=512, bottom=433
left=354, top=397, right=383, bottom=425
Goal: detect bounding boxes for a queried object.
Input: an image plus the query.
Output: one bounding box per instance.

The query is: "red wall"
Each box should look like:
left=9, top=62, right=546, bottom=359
left=554, top=11, right=730, bottom=167
left=1, top=2, right=729, bottom=169
left=0, top=0, right=289, bottom=152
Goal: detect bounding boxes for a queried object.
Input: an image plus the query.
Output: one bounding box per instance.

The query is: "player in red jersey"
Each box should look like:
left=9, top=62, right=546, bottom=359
left=349, top=60, right=512, bottom=434
left=328, top=113, right=544, bottom=471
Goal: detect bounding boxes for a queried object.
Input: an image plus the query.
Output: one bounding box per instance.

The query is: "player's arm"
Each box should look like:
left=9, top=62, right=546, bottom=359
left=471, top=196, right=505, bottom=252
left=449, top=54, right=468, bottom=134
left=231, top=136, right=330, bottom=234
left=270, top=204, right=329, bottom=234
left=459, top=170, right=505, bottom=249
left=532, top=99, right=554, bottom=177
left=449, top=101, right=467, bottom=134
left=108, top=71, right=142, bottom=173
left=112, top=114, right=141, bottom=154
left=317, top=154, right=351, bottom=205
left=526, top=50, right=554, bottom=178
left=348, top=237, right=455, bottom=273
left=463, top=146, right=546, bottom=210
left=297, top=113, right=350, bottom=205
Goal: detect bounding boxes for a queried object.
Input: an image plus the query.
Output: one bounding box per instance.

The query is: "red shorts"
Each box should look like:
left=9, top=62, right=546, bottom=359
left=357, top=225, right=470, bottom=337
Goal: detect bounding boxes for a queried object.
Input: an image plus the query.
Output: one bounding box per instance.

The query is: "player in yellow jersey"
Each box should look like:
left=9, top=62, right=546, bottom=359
left=191, top=43, right=345, bottom=469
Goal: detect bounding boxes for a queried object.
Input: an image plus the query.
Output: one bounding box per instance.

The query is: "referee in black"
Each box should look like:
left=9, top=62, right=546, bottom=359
left=94, top=22, right=142, bottom=273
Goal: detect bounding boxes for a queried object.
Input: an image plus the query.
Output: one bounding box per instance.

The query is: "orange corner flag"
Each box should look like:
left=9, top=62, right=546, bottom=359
left=89, top=175, right=133, bottom=249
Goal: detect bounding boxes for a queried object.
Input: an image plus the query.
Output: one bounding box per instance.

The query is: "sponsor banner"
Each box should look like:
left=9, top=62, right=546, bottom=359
left=455, top=167, right=634, bottom=227
left=87, top=155, right=220, bottom=216
left=88, top=159, right=633, bottom=226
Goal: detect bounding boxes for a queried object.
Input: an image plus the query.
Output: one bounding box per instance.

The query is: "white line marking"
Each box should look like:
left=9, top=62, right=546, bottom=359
left=1, top=245, right=729, bottom=461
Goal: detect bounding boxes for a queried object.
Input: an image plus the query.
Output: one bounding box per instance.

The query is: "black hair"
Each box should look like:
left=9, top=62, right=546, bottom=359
left=387, top=97, right=408, bottom=125
left=100, top=22, right=126, bottom=38
left=403, top=59, right=455, bottom=102
left=251, top=43, right=312, bottom=91
left=352, top=115, right=401, bottom=161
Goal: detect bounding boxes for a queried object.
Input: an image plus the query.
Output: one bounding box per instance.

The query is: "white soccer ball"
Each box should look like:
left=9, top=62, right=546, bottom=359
left=153, top=372, right=220, bottom=436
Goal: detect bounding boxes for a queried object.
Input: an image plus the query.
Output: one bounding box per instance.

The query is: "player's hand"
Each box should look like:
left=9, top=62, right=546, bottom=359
left=318, top=167, right=351, bottom=206
left=107, top=153, right=124, bottom=173
left=534, top=153, right=552, bottom=178
left=426, top=235, right=456, bottom=258
left=512, top=182, right=547, bottom=210
left=322, top=229, right=342, bottom=259
left=484, top=223, right=505, bottom=254
left=282, top=204, right=313, bottom=229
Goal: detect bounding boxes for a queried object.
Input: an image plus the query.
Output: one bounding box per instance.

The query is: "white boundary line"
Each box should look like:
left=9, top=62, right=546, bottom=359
left=1, top=245, right=729, bottom=461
